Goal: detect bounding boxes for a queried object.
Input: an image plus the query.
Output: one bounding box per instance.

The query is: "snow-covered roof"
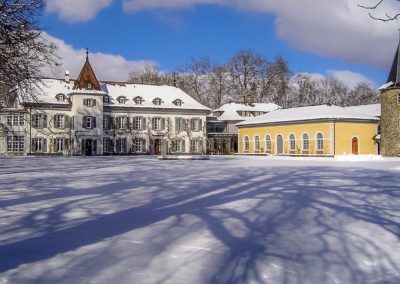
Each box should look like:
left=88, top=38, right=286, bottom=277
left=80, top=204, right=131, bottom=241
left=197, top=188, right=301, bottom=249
left=24, top=78, right=210, bottom=111
left=237, top=104, right=379, bottom=127
left=345, top=104, right=381, bottom=117
left=213, top=102, right=280, bottom=121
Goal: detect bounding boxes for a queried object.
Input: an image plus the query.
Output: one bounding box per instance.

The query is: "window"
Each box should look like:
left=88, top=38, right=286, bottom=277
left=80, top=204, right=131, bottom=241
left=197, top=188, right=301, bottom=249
left=134, top=117, right=145, bottom=130
left=289, top=134, right=296, bottom=151
left=173, top=99, right=182, bottom=106
left=6, top=136, right=24, bottom=152
left=7, top=113, right=25, bottom=127
left=153, top=117, right=164, bottom=131
left=116, top=138, right=127, bottom=153
left=116, top=117, right=126, bottom=129
left=32, top=114, right=47, bottom=129
left=134, top=96, right=143, bottom=104
left=87, top=83, right=92, bottom=89
left=191, top=118, right=202, bottom=132
left=56, top=93, right=66, bottom=102
left=103, top=138, right=112, bottom=153
left=192, top=139, right=199, bottom=152
left=265, top=135, right=271, bottom=151
left=302, top=133, right=309, bottom=150
left=103, top=95, right=111, bottom=104
left=33, top=138, right=46, bottom=152
left=117, top=96, right=126, bottom=104
left=254, top=136, right=260, bottom=151
left=175, top=117, right=186, bottom=131
left=153, top=98, right=162, bottom=105
left=83, top=98, right=96, bottom=107
left=103, top=115, right=111, bottom=130
left=244, top=136, right=249, bottom=152
left=398, top=93, right=400, bottom=104
left=54, top=138, right=64, bottom=152
left=173, top=139, right=185, bottom=152
left=54, top=115, right=65, bottom=129
left=317, top=133, right=324, bottom=150
left=83, top=116, right=96, bottom=129
left=133, top=139, right=143, bottom=152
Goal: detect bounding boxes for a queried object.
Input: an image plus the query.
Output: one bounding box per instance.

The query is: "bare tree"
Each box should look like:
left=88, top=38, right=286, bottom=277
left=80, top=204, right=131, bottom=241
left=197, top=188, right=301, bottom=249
left=358, top=0, right=400, bottom=21
left=0, top=0, right=56, bottom=107
left=128, top=63, right=164, bottom=85
left=227, top=50, right=268, bottom=104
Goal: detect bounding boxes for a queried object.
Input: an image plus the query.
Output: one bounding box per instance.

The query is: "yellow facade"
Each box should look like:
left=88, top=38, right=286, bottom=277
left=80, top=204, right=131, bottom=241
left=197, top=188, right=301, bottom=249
left=238, top=120, right=378, bottom=155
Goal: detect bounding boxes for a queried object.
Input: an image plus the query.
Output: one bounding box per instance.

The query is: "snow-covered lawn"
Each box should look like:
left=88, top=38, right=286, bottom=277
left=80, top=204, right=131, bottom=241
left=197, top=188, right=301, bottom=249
left=0, top=156, right=399, bottom=284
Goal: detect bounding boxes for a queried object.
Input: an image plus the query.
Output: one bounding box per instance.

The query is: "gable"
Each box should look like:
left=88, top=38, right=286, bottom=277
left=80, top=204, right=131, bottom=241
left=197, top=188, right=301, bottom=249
left=73, top=54, right=101, bottom=91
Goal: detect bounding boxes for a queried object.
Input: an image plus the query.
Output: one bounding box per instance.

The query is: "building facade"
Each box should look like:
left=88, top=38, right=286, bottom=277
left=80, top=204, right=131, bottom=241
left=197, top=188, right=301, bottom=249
left=207, top=102, right=279, bottom=154
left=379, top=43, right=400, bottom=157
left=0, top=55, right=210, bottom=156
left=237, top=105, right=379, bottom=156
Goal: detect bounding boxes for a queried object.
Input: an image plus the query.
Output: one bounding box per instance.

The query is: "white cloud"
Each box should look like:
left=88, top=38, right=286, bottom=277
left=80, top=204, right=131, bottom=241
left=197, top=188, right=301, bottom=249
left=46, top=0, right=113, bottom=22
left=42, top=33, right=155, bottom=81
left=327, top=70, right=375, bottom=89
left=297, top=70, right=375, bottom=89
left=122, top=0, right=398, bottom=68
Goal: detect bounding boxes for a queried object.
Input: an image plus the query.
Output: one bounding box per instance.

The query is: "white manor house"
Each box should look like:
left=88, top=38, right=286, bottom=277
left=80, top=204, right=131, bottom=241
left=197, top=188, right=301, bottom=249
left=0, top=55, right=210, bottom=156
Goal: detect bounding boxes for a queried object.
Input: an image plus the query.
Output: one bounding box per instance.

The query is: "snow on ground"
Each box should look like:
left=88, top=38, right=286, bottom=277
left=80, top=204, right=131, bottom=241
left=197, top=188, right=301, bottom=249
left=0, top=156, right=399, bottom=284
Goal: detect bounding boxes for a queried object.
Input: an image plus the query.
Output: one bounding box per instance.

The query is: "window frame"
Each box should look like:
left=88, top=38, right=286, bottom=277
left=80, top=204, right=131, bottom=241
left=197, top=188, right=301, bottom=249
left=289, top=134, right=296, bottom=151
left=154, top=117, right=162, bottom=131
left=302, top=133, right=310, bottom=151
left=6, top=135, right=24, bottom=152
left=316, top=133, right=324, bottom=151
left=254, top=135, right=260, bottom=152
left=83, top=98, right=96, bottom=107
left=244, top=136, right=250, bottom=152
left=265, top=135, right=271, bottom=151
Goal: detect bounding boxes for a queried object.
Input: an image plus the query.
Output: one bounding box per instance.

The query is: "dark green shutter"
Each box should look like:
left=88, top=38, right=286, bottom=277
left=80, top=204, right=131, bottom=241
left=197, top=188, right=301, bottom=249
left=199, top=119, right=203, bottom=131
left=54, top=115, right=57, bottom=128
left=161, top=118, right=165, bottom=130
left=142, top=117, right=146, bottom=130
left=42, top=115, right=47, bottom=128
left=175, top=117, right=179, bottom=131
left=53, top=139, right=57, bottom=152
left=93, top=117, right=96, bottom=128
left=82, top=116, right=86, bottom=128
left=43, top=138, right=47, bottom=152
left=182, top=139, right=186, bottom=153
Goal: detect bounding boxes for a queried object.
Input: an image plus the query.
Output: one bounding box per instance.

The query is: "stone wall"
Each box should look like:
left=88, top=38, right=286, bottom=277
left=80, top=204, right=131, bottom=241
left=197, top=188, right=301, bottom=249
left=380, top=88, right=400, bottom=157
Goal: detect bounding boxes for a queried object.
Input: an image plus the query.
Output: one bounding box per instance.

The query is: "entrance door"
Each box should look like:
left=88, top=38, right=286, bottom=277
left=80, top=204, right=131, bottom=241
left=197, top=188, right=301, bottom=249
left=154, top=139, right=161, bottom=155
left=352, top=137, right=358, bottom=155
left=85, top=139, right=93, bottom=156
left=277, top=135, right=283, bottom=155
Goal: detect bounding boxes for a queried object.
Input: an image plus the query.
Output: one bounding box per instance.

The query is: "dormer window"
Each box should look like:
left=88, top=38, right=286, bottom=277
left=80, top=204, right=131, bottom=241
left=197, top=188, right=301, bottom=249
left=134, top=96, right=143, bottom=105
left=117, top=96, right=127, bottom=104
left=173, top=99, right=183, bottom=106
left=87, top=83, right=92, bottom=89
left=153, top=98, right=162, bottom=106
left=103, top=95, right=111, bottom=104
left=55, top=93, right=66, bottom=102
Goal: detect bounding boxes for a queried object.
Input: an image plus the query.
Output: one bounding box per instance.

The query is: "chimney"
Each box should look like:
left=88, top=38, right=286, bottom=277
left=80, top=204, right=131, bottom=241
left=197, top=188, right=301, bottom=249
left=65, top=70, right=70, bottom=83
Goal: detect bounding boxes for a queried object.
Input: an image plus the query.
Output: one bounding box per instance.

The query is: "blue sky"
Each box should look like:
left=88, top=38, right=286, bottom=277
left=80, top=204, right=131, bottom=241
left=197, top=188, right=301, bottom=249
left=41, top=0, right=399, bottom=88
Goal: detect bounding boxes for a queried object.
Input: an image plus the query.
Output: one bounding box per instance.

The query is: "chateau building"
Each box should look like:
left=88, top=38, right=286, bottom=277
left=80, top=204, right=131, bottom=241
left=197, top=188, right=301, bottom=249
left=207, top=102, right=279, bottom=154
left=0, top=54, right=210, bottom=156
left=236, top=104, right=379, bottom=156
left=379, top=42, right=400, bottom=157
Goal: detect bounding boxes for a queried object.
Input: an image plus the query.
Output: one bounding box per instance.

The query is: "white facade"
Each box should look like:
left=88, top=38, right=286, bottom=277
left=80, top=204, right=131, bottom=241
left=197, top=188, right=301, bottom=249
left=0, top=58, right=210, bottom=156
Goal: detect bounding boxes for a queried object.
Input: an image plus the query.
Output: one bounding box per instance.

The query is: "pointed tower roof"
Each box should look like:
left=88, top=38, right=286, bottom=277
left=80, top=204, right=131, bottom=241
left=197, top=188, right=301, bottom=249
left=73, top=49, right=102, bottom=91
left=386, top=30, right=400, bottom=87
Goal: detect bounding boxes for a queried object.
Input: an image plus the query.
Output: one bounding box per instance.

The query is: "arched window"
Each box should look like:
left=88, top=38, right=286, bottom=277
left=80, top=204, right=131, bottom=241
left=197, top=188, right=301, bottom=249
left=254, top=136, right=260, bottom=151
left=244, top=136, right=250, bottom=152
left=103, top=95, right=111, bottom=104
left=55, top=93, right=66, bottom=102
left=316, top=133, right=324, bottom=150
left=289, top=134, right=296, bottom=151
left=133, top=96, right=143, bottom=104
left=302, top=133, right=309, bottom=150
left=265, top=135, right=271, bottom=151
left=117, top=96, right=126, bottom=104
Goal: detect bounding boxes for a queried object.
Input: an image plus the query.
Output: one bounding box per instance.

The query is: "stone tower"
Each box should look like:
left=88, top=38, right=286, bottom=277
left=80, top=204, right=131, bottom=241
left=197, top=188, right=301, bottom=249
left=380, top=38, right=400, bottom=157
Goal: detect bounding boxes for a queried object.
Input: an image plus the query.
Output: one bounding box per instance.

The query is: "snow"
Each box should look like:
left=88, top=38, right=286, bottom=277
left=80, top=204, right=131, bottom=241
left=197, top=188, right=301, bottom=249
left=345, top=104, right=381, bottom=117
left=237, top=104, right=379, bottom=126
left=213, top=102, right=279, bottom=121
left=25, top=79, right=210, bottom=111
left=0, top=156, right=399, bottom=284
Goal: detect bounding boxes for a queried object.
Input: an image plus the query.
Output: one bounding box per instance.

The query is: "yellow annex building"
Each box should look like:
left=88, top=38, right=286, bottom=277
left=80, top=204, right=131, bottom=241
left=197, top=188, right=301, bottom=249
left=236, top=105, right=379, bottom=156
